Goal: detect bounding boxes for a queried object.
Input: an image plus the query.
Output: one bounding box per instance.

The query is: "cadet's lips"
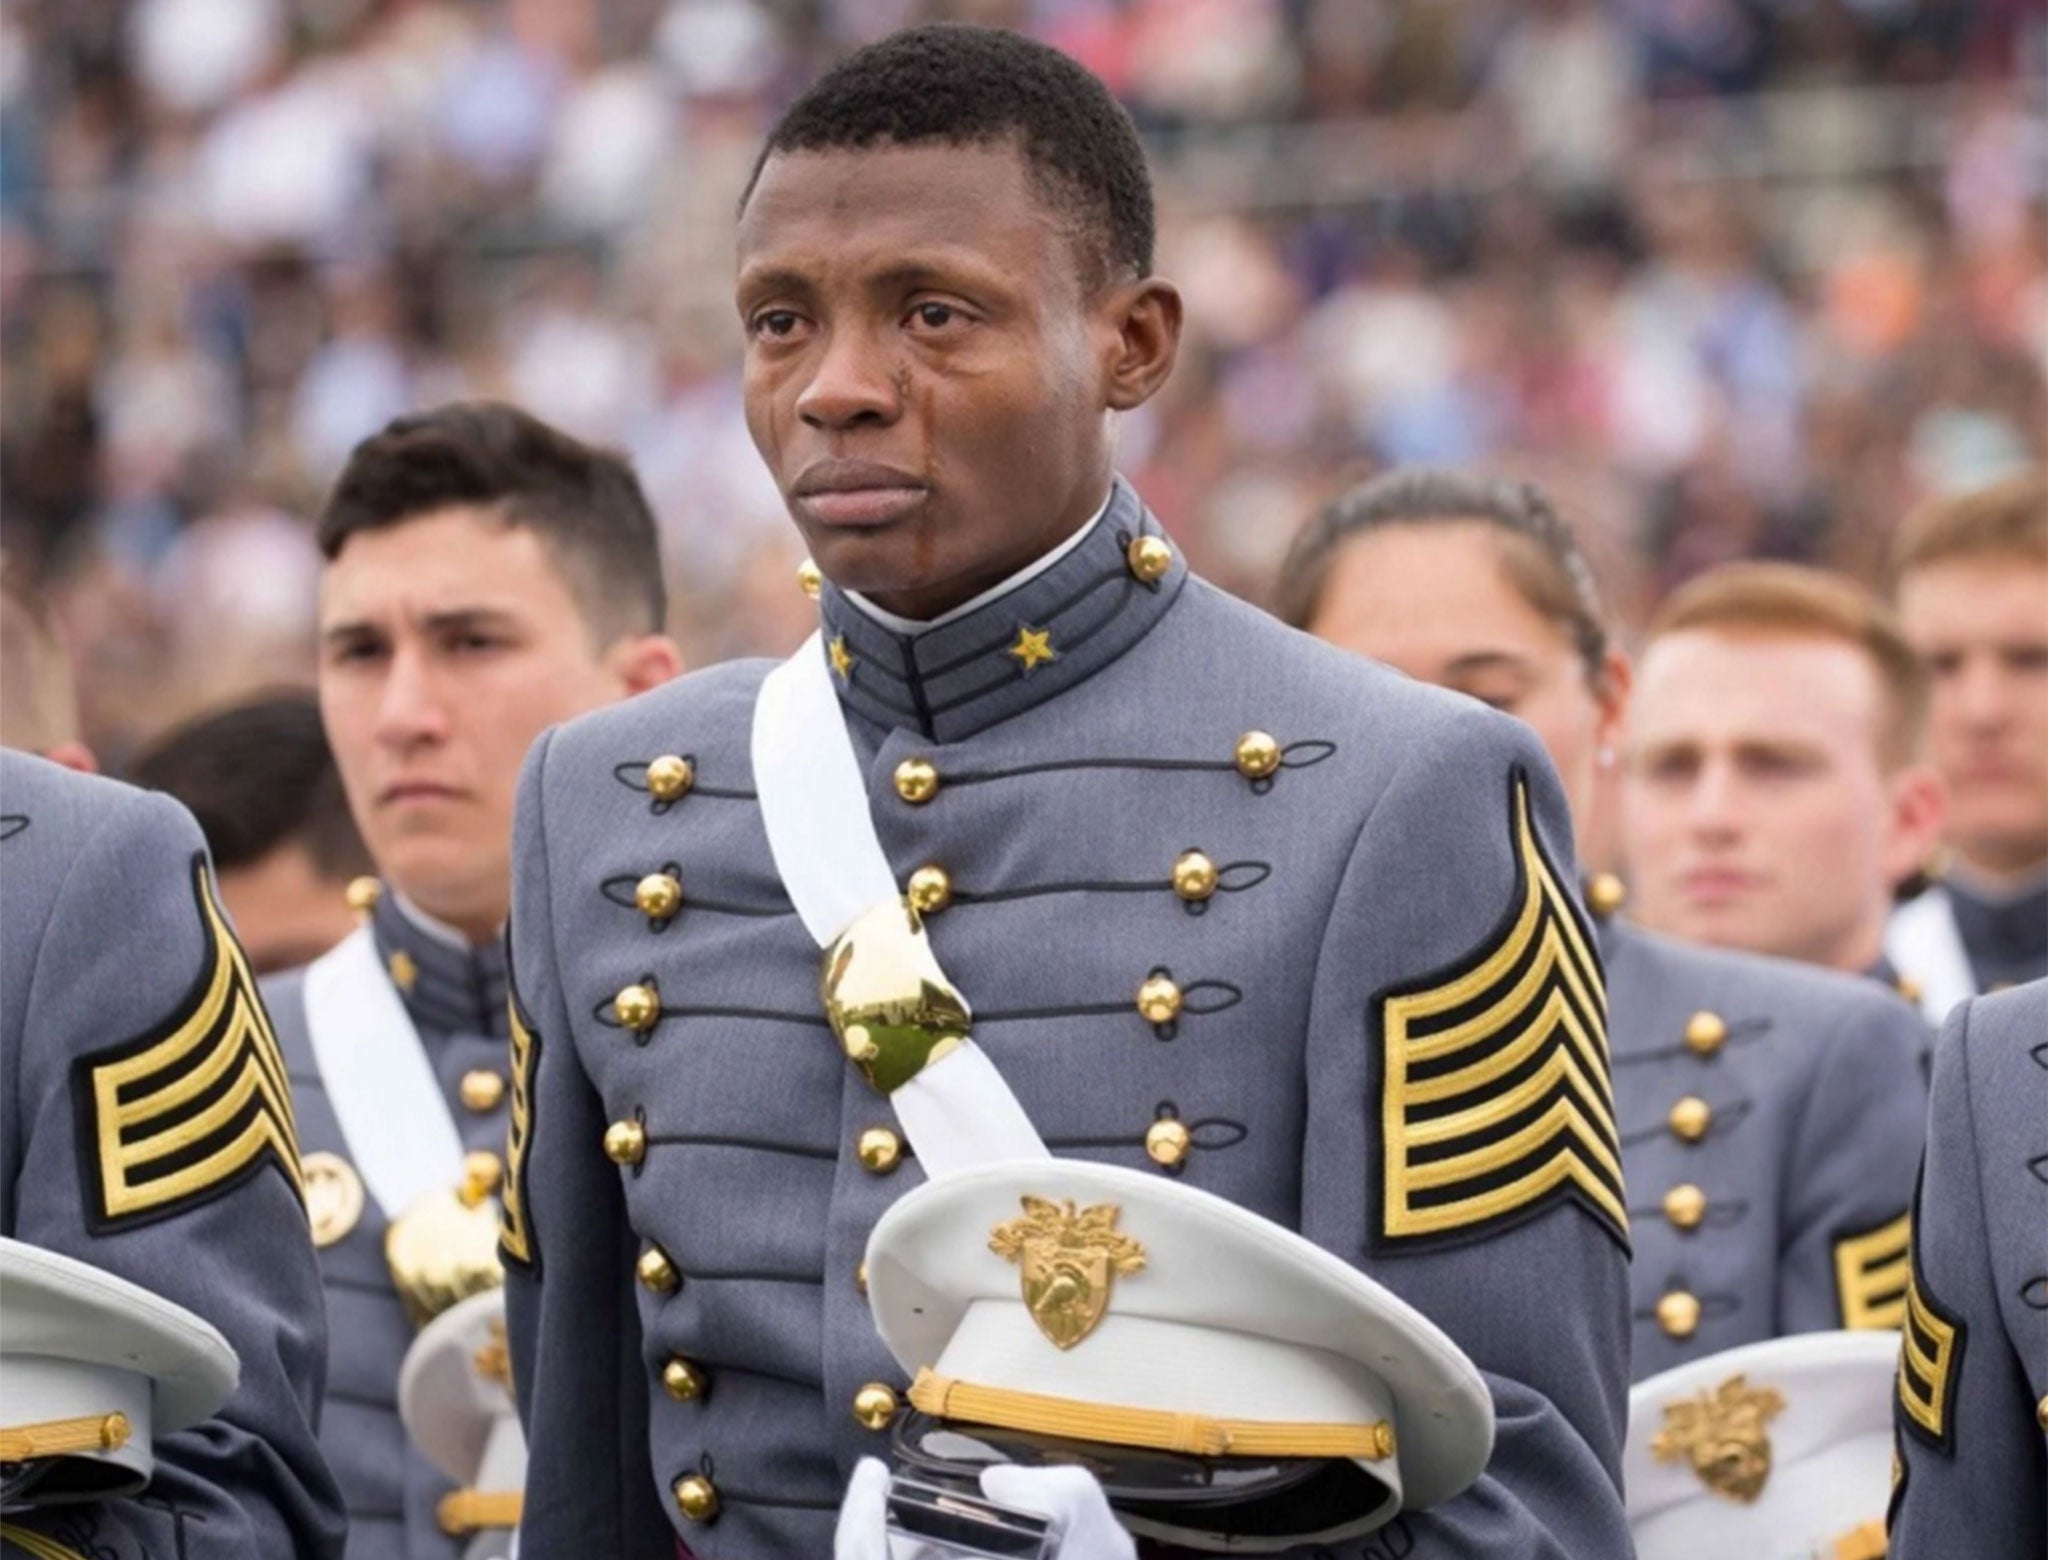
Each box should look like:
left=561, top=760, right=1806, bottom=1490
left=380, top=781, right=466, bottom=806
left=792, top=460, right=930, bottom=528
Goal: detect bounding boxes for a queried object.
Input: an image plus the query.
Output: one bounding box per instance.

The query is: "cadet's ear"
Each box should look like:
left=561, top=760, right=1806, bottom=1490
left=1881, top=765, right=1947, bottom=891
left=606, top=634, right=685, bottom=697
left=1101, top=278, right=1182, bottom=413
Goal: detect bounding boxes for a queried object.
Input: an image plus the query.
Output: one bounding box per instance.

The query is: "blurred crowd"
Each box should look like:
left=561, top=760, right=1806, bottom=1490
left=2, top=0, right=2042, bottom=766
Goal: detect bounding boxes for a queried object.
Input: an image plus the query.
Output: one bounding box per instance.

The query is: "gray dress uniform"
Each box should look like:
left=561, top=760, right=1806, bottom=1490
left=1592, top=890, right=1928, bottom=1380
left=501, top=484, right=1634, bottom=1557
left=0, top=750, right=343, bottom=1560
left=1888, top=980, right=2048, bottom=1559
left=265, top=888, right=516, bottom=1560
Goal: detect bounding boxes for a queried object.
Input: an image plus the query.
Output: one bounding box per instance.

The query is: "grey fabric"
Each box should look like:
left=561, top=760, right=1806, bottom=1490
left=1888, top=980, right=2048, bottom=1559
left=1944, top=875, right=2048, bottom=993
left=265, top=893, right=516, bottom=1560
left=0, top=750, right=344, bottom=1560
left=1603, top=915, right=1927, bottom=1379
left=503, top=484, right=1633, bottom=1557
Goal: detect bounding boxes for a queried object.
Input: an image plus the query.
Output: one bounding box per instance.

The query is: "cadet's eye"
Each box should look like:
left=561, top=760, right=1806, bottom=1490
left=751, top=310, right=804, bottom=340
left=909, top=302, right=963, bottom=331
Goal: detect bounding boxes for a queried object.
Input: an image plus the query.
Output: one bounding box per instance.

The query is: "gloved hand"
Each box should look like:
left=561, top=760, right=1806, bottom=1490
left=831, top=1457, right=1136, bottom=1560
left=979, top=1464, right=1136, bottom=1560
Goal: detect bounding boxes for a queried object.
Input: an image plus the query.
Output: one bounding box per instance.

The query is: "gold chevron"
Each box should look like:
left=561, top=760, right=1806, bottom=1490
left=498, top=994, right=538, bottom=1268
left=1835, top=1212, right=1910, bottom=1329
left=1381, top=776, right=1623, bottom=1245
left=1897, top=1264, right=1960, bottom=1444
left=82, top=860, right=301, bottom=1227
left=0, top=1523, right=92, bottom=1560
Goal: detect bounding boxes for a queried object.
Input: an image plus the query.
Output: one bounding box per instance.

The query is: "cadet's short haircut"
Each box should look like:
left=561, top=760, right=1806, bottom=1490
left=317, top=401, right=666, bottom=644
left=129, top=692, right=372, bottom=880
left=1891, top=467, right=2048, bottom=581
left=1274, top=468, right=1613, bottom=687
left=746, top=23, right=1155, bottom=286
left=1646, top=563, right=1929, bottom=771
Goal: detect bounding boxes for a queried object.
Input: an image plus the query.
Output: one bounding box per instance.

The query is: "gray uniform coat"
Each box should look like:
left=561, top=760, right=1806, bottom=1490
left=0, top=751, right=343, bottom=1560
left=1889, top=980, right=2048, bottom=1558
left=501, top=487, right=1634, bottom=1557
left=1604, top=914, right=1928, bottom=1378
left=265, top=894, right=515, bottom=1560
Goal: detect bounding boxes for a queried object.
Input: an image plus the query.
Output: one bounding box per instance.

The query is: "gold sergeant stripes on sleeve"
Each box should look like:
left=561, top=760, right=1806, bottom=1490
left=0, top=1522, right=93, bottom=1560
left=1380, top=774, right=1626, bottom=1250
left=1834, top=1212, right=1911, bottom=1330
left=497, top=995, right=538, bottom=1269
left=79, top=858, right=302, bottom=1230
left=1896, top=1262, right=1961, bottom=1449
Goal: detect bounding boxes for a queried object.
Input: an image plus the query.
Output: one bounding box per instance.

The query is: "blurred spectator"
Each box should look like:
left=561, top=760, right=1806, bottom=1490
left=127, top=691, right=372, bottom=974
left=0, top=569, right=94, bottom=772
left=0, top=0, right=2040, bottom=761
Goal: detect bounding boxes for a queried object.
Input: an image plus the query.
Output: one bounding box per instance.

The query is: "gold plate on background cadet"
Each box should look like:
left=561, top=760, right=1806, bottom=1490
left=303, top=1151, right=365, bottom=1247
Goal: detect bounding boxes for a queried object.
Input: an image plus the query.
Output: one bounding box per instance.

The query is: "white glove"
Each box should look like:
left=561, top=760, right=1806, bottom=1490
left=979, top=1464, right=1136, bottom=1560
left=834, top=1457, right=894, bottom=1560
left=832, top=1457, right=1136, bottom=1560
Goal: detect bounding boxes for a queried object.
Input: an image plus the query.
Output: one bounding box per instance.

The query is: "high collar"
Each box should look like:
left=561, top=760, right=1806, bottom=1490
left=1943, top=869, right=2048, bottom=970
left=813, top=477, right=1186, bottom=743
left=369, top=889, right=511, bottom=1040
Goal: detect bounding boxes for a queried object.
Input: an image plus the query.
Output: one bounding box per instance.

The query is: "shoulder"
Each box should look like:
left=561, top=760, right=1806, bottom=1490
left=528, top=658, right=775, bottom=789
left=1936, top=981, right=2047, bottom=1110
left=1, top=754, right=204, bottom=913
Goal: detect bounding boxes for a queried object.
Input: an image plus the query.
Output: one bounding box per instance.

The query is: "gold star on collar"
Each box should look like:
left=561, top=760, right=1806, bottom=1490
left=387, top=950, right=419, bottom=993
left=1006, top=625, right=1057, bottom=674
left=828, top=635, right=854, bottom=682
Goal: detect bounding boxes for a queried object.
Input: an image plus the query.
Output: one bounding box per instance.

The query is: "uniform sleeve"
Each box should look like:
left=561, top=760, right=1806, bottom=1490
left=1297, top=705, right=1632, bottom=1556
left=1775, top=989, right=1925, bottom=1336
left=5, top=789, right=344, bottom=1560
left=502, top=728, right=673, bottom=1556
left=1887, top=998, right=2046, bottom=1560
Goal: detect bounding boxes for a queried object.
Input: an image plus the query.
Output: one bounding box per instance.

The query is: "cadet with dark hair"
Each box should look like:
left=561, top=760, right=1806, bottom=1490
left=263, top=399, right=681, bottom=1560
left=130, top=692, right=373, bottom=974
left=505, top=26, right=1630, bottom=1557
left=1279, top=467, right=1928, bottom=1380
left=0, top=749, right=345, bottom=1559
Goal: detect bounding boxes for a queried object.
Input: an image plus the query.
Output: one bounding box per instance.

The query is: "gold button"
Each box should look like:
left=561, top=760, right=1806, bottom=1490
left=894, top=758, right=939, bottom=804
left=1172, top=850, right=1219, bottom=902
left=1369, top=1421, right=1397, bottom=1460
left=1656, top=1291, right=1701, bottom=1339
left=461, top=1150, right=503, bottom=1199
left=855, top=1260, right=868, bottom=1296
left=345, top=876, right=382, bottom=914
left=636, top=1246, right=680, bottom=1294
left=1668, top=1096, right=1713, bottom=1144
left=1145, top=1118, right=1191, bottom=1169
left=796, top=557, right=823, bottom=598
left=852, top=1382, right=899, bottom=1432
left=1662, top=1184, right=1708, bottom=1230
left=857, top=1127, right=903, bottom=1175
left=906, top=865, right=952, bottom=914
left=1127, top=535, right=1173, bottom=583
left=672, top=1474, right=718, bottom=1522
left=1896, top=975, right=1925, bottom=1006
left=1233, top=730, right=1282, bottom=780
left=646, top=755, right=694, bottom=803
left=615, top=982, right=661, bottom=1033
left=1136, top=974, right=1183, bottom=1025
left=661, top=1357, right=706, bottom=1402
left=1587, top=873, right=1627, bottom=918
left=603, top=1119, right=647, bottom=1166
left=459, top=1070, right=506, bottom=1112
left=2037, top=1393, right=2048, bottom=1432
left=635, top=872, right=683, bottom=922
left=1684, top=1011, right=1727, bottom=1056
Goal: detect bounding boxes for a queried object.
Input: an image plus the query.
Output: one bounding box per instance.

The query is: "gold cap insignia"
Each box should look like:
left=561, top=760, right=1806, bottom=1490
left=989, top=1196, right=1147, bottom=1350
left=1649, top=1372, right=1787, bottom=1503
left=303, top=1151, right=365, bottom=1248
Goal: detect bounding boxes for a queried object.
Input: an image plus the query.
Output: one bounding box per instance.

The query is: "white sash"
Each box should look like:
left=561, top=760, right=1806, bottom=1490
left=751, top=631, right=1047, bottom=1177
left=302, top=925, right=469, bottom=1220
left=1883, top=887, right=1978, bottom=1025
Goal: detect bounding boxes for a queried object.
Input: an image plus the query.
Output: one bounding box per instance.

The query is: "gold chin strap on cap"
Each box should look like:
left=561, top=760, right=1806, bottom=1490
left=437, top=1489, right=524, bottom=1536
left=0, top=1523, right=94, bottom=1560
left=0, top=1412, right=131, bottom=1461
left=908, top=1369, right=1396, bottom=1461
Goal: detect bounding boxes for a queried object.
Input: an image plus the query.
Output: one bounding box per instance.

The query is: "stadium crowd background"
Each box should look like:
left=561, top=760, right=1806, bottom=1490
left=2, top=0, right=2041, bottom=768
